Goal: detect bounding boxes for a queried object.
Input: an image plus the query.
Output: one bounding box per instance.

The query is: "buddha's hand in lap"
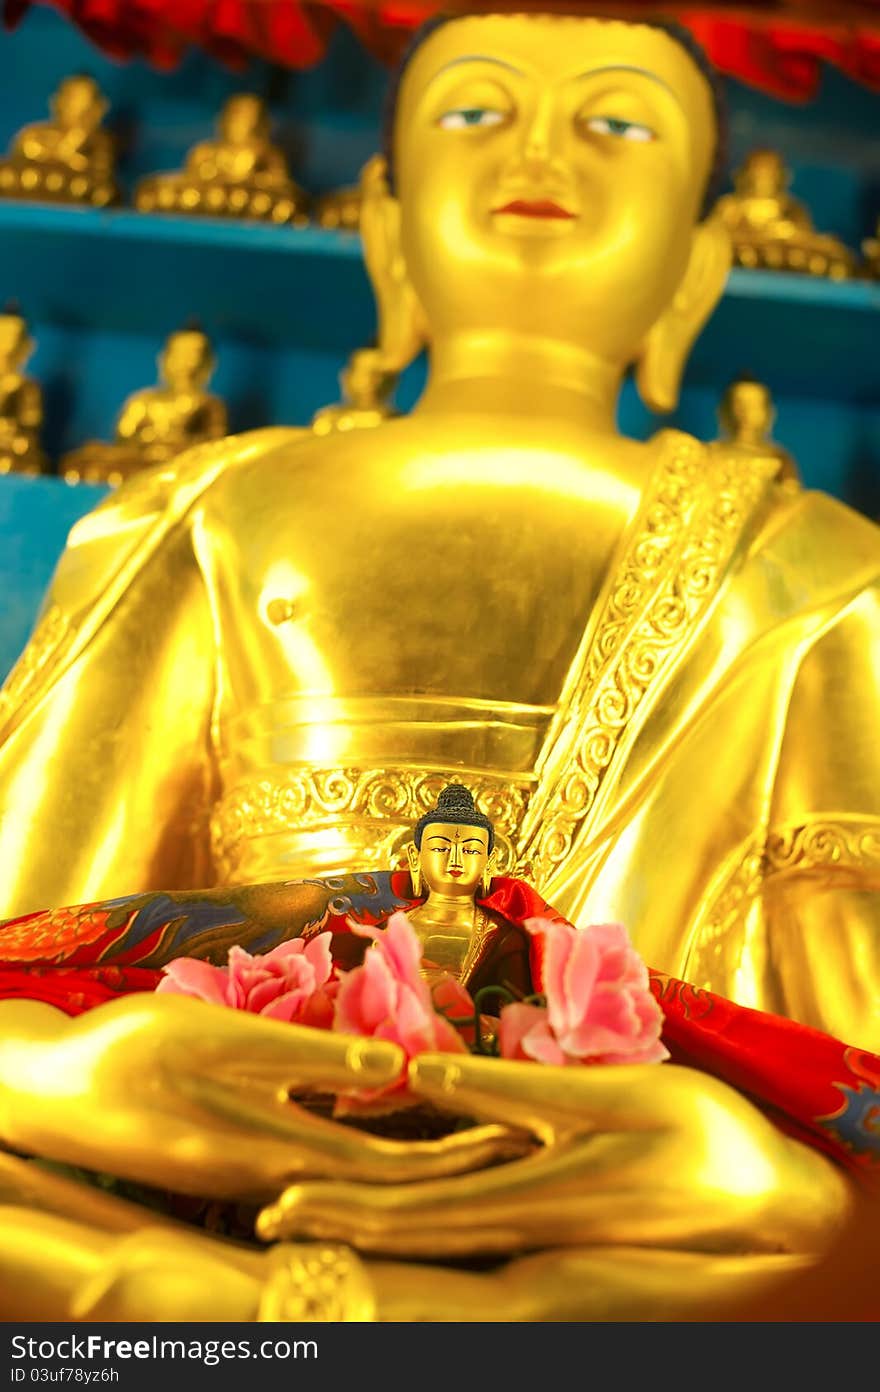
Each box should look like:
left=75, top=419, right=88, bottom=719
left=258, top=1054, right=855, bottom=1258
left=0, top=996, right=528, bottom=1203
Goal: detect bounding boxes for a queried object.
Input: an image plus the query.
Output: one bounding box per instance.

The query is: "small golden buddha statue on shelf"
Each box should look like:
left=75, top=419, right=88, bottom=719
left=716, top=149, right=857, bottom=280
left=314, top=183, right=362, bottom=232
left=311, top=347, right=400, bottom=434
left=717, top=374, right=798, bottom=484
left=61, top=324, right=227, bottom=487
left=0, top=304, right=50, bottom=476
left=862, top=215, right=880, bottom=279
left=134, top=93, right=310, bottom=226
left=0, top=74, right=119, bottom=209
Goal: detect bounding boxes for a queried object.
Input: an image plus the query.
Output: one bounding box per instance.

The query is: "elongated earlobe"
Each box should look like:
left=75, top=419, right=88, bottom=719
left=636, top=212, right=732, bottom=413
left=481, top=850, right=498, bottom=897
left=359, top=155, right=427, bottom=376
left=405, top=841, right=422, bottom=897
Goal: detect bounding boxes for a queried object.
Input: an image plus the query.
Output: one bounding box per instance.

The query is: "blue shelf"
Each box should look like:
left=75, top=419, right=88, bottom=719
left=0, top=201, right=372, bottom=352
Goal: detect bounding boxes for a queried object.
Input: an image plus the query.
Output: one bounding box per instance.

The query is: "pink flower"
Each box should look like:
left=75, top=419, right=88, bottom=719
left=157, top=933, right=338, bottom=1028
left=499, top=919, right=669, bottom=1067
left=332, top=912, right=467, bottom=1108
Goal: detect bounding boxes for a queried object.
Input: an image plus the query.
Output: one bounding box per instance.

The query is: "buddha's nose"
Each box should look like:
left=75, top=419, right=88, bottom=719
left=447, top=843, right=463, bottom=869
left=519, top=94, right=563, bottom=177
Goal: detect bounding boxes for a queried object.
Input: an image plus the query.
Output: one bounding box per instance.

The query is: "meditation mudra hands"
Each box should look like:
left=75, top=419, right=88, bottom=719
left=0, top=995, right=527, bottom=1201
left=258, top=1051, right=853, bottom=1259
left=0, top=994, right=851, bottom=1254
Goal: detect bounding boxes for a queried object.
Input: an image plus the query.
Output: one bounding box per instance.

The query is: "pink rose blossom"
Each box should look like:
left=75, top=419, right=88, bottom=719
left=332, top=912, right=467, bottom=1108
left=499, top=919, right=669, bottom=1067
left=157, top=933, right=338, bottom=1028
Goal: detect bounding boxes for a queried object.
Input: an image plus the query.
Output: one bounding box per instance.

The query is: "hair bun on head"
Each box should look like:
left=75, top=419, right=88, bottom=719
left=414, top=781, right=495, bottom=850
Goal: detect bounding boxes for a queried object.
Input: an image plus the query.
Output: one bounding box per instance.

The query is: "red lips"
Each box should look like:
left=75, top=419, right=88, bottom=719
left=493, top=198, right=575, bottom=220
left=447, top=869, right=464, bottom=878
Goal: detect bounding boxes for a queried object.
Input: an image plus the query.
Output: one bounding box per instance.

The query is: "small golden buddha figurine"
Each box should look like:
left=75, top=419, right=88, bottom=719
left=716, top=149, right=857, bottom=280
left=61, top=324, right=227, bottom=486
left=0, top=304, right=50, bottom=476
left=0, top=74, right=118, bottom=208
left=404, top=783, right=501, bottom=984
left=862, top=215, right=880, bottom=279
left=717, top=374, right=798, bottom=484
left=135, top=93, right=310, bottom=226
left=311, top=347, right=400, bottom=434
left=314, top=183, right=362, bottom=232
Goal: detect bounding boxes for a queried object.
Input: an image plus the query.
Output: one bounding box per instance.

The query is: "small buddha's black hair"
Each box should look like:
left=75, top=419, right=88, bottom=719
left=380, top=8, right=728, bottom=221
left=414, top=782, right=495, bottom=851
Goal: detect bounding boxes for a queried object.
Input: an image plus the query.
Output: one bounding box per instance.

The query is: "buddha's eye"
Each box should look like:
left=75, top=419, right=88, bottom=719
left=582, top=115, right=655, bottom=142
left=438, top=107, right=507, bottom=130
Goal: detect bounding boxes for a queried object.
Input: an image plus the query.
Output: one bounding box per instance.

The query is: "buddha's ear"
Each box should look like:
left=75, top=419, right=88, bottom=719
left=359, top=155, right=427, bottom=375
left=404, top=840, right=422, bottom=896
left=635, top=209, right=732, bottom=414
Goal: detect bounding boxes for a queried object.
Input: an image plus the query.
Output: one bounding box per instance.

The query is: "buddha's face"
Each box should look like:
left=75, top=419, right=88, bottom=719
left=738, top=150, right=786, bottom=198
left=392, top=15, right=717, bottom=364
left=417, top=821, right=491, bottom=898
left=221, top=96, right=267, bottom=144
left=0, top=318, right=30, bottom=368
left=53, top=78, right=104, bottom=130
left=726, top=380, right=772, bottom=434
left=162, top=332, right=212, bottom=389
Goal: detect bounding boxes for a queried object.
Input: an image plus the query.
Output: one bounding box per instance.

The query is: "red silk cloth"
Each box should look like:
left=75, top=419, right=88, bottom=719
left=5, top=1, right=880, bottom=98
left=0, top=872, right=877, bottom=1191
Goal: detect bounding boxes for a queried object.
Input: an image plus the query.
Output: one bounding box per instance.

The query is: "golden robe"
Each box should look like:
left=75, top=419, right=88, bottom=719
left=0, top=426, right=877, bottom=1050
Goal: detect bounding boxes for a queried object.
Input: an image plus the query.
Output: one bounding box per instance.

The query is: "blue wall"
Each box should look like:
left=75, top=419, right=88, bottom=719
left=0, top=6, right=878, bottom=680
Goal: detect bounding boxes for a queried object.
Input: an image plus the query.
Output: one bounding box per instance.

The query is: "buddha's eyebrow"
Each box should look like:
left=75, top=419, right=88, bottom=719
left=429, top=55, right=525, bottom=81
left=571, top=64, right=681, bottom=105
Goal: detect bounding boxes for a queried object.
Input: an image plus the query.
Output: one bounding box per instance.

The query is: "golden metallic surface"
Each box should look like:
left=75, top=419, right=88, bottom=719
left=0, top=306, right=50, bottom=476
left=60, top=325, right=228, bottom=486
left=257, top=1243, right=376, bottom=1322
left=311, top=345, right=400, bottom=435
left=0, top=1197, right=821, bottom=1321
left=0, top=74, right=119, bottom=208
left=716, top=148, right=858, bottom=280
left=314, top=183, right=362, bottom=232
left=0, top=996, right=530, bottom=1197
left=717, top=374, right=798, bottom=484
left=0, top=1028, right=853, bottom=1320
left=259, top=1051, right=854, bottom=1258
left=0, top=13, right=877, bottom=1038
left=0, top=13, right=878, bottom=1320
left=134, top=93, right=310, bottom=226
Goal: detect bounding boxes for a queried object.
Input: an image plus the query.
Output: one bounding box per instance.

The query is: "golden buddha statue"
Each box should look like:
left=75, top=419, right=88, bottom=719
left=135, top=93, right=310, bottom=226
left=716, top=148, right=857, bottom=279
left=717, top=374, right=798, bottom=484
left=311, top=346, right=400, bottom=434
left=314, top=183, right=362, bottom=231
left=0, top=74, right=118, bottom=208
left=405, top=783, right=504, bottom=983
left=862, top=215, right=880, bottom=278
left=60, top=324, right=228, bottom=486
left=0, top=11, right=877, bottom=1322
left=0, top=304, right=50, bottom=476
